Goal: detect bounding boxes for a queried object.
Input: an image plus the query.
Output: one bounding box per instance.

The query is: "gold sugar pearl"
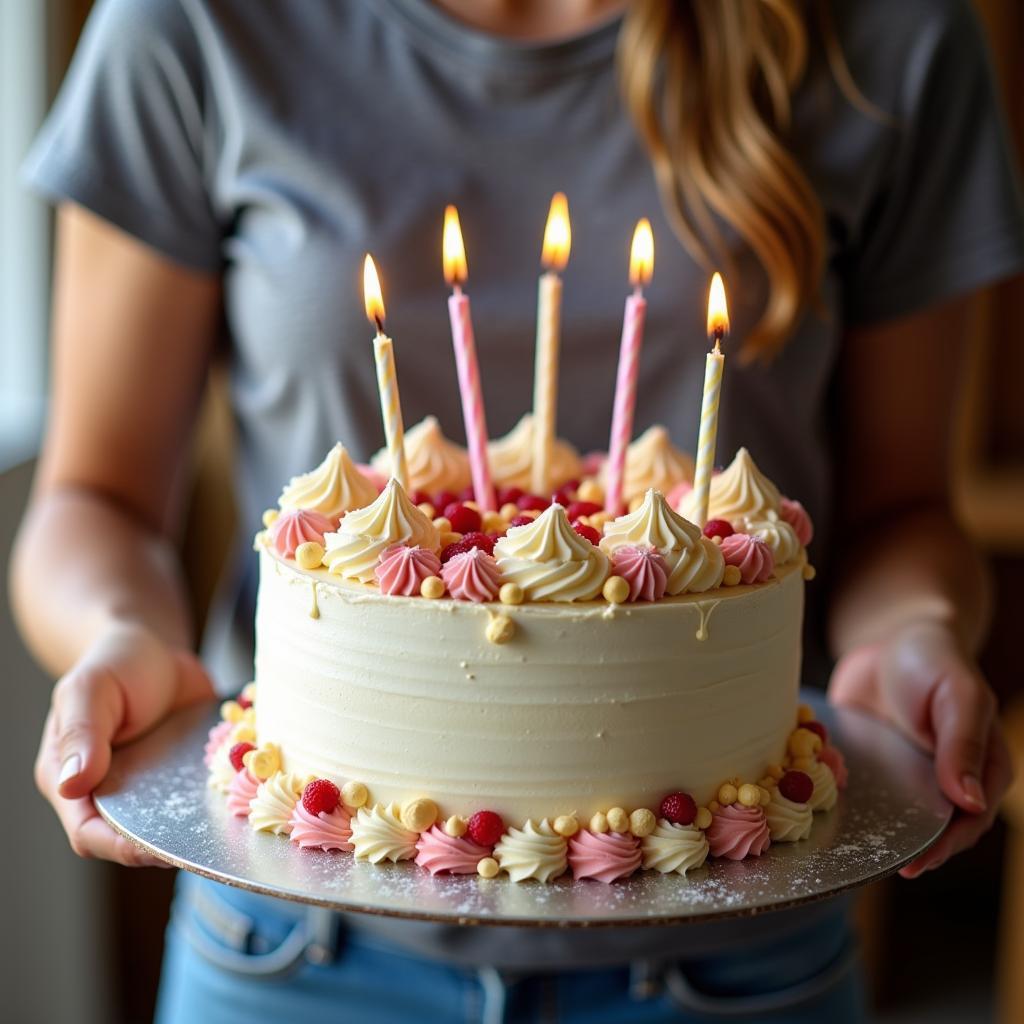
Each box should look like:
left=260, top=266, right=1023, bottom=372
left=444, top=815, right=467, bottom=838
left=717, top=783, right=738, bottom=806
left=788, top=728, right=822, bottom=759
left=230, top=723, right=256, bottom=745
left=485, top=615, right=516, bottom=645
left=519, top=508, right=540, bottom=520
left=553, top=815, right=579, bottom=837
left=576, top=479, right=604, bottom=504
left=432, top=516, right=452, bottom=533
left=796, top=704, right=815, bottom=725
left=295, top=541, right=325, bottom=570
left=440, top=531, right=463, bottom=547
left=722, top=565, right=742, bottom=587
left=707, top=800, right=720, bottom=813
left=420, top=576, right=446, bottom=600
left=499, top=502, right=520, bottom=521
left=758, top=776, right=777, bottom=790
left=603, top=576, right=630, bottom=604
left=464, top=500, right=481, bottom=513
left=220, top=700, right=244, bottom=723
left=482, top=511, right=506, bottom=534
left=737, top=783, right=761, bottom=808
left=766, top=763, right=785, bottom=780
left=243, top=745, right=280, bottom=781
left=695, top=807, right=713, bottom=830
left=400, top=797, right=438, bottom=833
left=499, top=583, right=524, bottom=606
left=477, top=857, right=500, bottom=879
left=606, top=807, right=630, bottom=833
left=629, top=808, right=657, bottom=838
left=241, top=682, right=257, bottom=704
left=803, top=564, right=817, bottom=581
left=589, top=812, right=609, bottom=833
left=341, top=780, right=368, bottom=809
left=758, top=785, right=773, bottom=806
left=791, top=755, right=815, bottom=772
left=417, top=502, right=436, bottom=520
left=262, top=508, right=280, bottom=527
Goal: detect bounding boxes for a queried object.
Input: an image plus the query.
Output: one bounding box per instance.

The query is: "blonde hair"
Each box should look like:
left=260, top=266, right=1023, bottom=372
left=619, top=0, right=850, bottom=360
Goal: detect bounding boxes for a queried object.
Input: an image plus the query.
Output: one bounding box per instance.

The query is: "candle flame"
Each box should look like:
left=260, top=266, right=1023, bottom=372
left=707, top=272, right=729, bottom=338
left=363, top=254, right=385, bottom=330
left=629, top=218, right=654, bottom=287
left=541, top=192, right=571, bottom=271
left=442, top=205, right=468, bottom=286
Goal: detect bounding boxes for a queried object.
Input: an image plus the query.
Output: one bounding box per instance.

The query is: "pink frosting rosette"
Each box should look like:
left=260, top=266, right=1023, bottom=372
left=611, top=545, right=669, bottom=602
left=204, top=720, right=233, bottom=767
left=357, top=463, right=389, bottom=492
left=706, top=804, right=771, bottom=860
left=780, top=497, right=814, bottom=546
left=415, top=826, right=491, bottom=875
left=375, top=544, right=442, bottom=596
left=271, top=508, right=335, bottom=558
left=227, top=769, right=260, bottom=818
left=666, top=479, right=693, bottom=508
left=441, top=547, right=502, bottom=602
left=720, top=533, right=774, bottom=584
left=818, top=745, right=848, bottom=789
left=288, top=802, right=354, bottom=852
left=567, top=830, right=642, bottom=883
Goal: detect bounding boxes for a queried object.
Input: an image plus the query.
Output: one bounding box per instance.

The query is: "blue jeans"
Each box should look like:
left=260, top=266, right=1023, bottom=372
left=156, top=873, right=865, bottom=1023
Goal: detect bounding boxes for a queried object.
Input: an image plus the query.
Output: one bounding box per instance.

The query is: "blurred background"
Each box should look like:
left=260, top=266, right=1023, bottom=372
left=1, top=2, right=1022, bottom=1022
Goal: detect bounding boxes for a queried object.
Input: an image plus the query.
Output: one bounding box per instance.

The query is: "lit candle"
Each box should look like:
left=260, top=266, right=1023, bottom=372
left=603, top=219, right=654, bottom=516
left=690, top=272, right=730, bottom=527
left=443, top=206, right=496, bottom=511
left=531, top=193, right=571, bottom=495
left=363, top=254, right=409, bottom=491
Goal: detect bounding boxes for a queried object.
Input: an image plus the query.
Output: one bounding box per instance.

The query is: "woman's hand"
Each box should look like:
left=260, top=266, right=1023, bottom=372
left=34, top=621, right=215, bottom=867
left=829, top=620, right=1013, bottom=877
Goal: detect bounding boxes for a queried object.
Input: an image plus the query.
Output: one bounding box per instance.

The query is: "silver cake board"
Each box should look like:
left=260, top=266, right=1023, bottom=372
left=94, top=690, right=951, bottom=928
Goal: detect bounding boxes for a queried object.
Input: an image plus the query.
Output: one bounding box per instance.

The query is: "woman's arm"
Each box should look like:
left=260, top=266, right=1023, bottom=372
left=10, top=204, right=222, bottom=865
left=828, top=295, right=1013, bottom=876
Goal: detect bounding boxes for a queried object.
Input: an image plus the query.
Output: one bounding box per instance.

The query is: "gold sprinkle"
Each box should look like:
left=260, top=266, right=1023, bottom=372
left=603, top=576, right=629, bottom=604
left=341, top=781, right=368, bottom=809
left=722, top=564, right=742, bottom=586
left=589, top=812, right=609, bottom=833
left=606, top=807, right=629, bottom=833
left=499, top=582, right=524, bottom=605
left=477, top=857, right=500, bottom=878
left=695, top=807, right=713, bottom=830
left=629, top=808, right=657, bottom=838
left=444, top=815, right=467, bottom=838
left=553, top=815, right=579, bottom=837
left=485, top=614, right=516, bottom=645
left=262, top=508, right=280, bottom=527
left=400, top=797, right=438, bottom=833
left=296, top=541, right=325, bottom=570
left=420, top=576, right=446, bottom=600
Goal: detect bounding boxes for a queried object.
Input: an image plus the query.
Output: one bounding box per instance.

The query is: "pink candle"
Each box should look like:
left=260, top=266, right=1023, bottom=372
left=443, top=206, right=496, bottom=511
left=604, top=219, right=654, bottom=516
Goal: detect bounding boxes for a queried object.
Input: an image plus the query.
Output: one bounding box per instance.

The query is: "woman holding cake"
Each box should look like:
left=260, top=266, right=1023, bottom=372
left=13, top=0, right=1023, bottom=1020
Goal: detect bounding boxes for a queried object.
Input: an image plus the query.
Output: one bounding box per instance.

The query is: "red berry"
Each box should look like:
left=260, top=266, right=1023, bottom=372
left=703, top=519, right=734, bottom=540
left=458, top=485, right=476, bottom=503
left=572, top=521, right=601, bottom=546
left=497, top=486, right=524, bottom=506
left=440, top=531, right=495, bottom=562
left=408, top=489, right=430, bottom=507
left=228, top=742, right=255, bottom=773
left=659, top=792, right=697, bottom=826
left=803, top=720, right=828, bottom=743
left=778, top=770, right=814, bottom=804
left=467, top=810, right=504, bottom=847
left=237, top=692, right=253, bottom=710
left=517, top=493, right=549, bottom=512
left=444, top=503, right=482, bottom=534
left=433, top=490, right=457, bottom=512
left=566, top=500, right=602, bottom=521
left=553, top=483, right=578, bottom=506
left=302, top=778, right=341, bottom=816
left=508, top=515, right=535, bottom=529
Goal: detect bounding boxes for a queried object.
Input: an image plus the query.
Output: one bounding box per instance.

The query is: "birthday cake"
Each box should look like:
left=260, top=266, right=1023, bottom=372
left=205, top=422, right=847, bottom=882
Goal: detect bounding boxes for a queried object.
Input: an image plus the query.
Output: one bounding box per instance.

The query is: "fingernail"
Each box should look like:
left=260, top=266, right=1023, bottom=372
left=961, top=774, right=987, bottom=811
left=58, top=754, right=82, bottom=786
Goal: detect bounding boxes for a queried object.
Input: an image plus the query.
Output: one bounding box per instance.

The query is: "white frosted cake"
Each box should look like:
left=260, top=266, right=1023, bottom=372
left=206, top=418, right=846, bottom=883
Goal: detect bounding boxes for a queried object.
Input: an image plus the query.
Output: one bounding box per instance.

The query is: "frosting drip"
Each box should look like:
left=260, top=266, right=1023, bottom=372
left=818, top=745, right=848, bottom=789
left=375, top=544, right=442, bottom=596
left=227, top=769, right=260, bottom=818
left=488, top=414, right=582, bottom=491
left=611, top=545, right=668, bottom=602
left=764, top=793, right=813, bottom=842
left=679, top=447, right=781, bottom=523
left=442, top=548, right=502, bottom=602
left=720, top=533, right=774, bottom=584
left=204, top=720, right=232, bottom=768
left=600, top=490, right=723, bottom=595
left=248, top=772, right=304, bottom=835
left=706, top=804, right=771, bottom=859
left=805, top=761, right=838, bottom=811
left=602, top=426, right=694, bottom=505
left=271, top=509, right=335, bottom=558
left=279, top=443, right=378, bottom=519
left=350, top=802, right=419, bottom=863
left=567, top=829, right=642, bottom=882
left=493, top=819, right=568, bottom=882
left=641, top=821, right=710, bottom=875
left=372, top=416, right=471, bottom=496
left=495, top=505, right=608, bottom=602
left=324, top=479, right=440, bottom=583
left=414, top=825, right=491, bottom=875
left=741, top=515, right=801, bottom=566
left=289, top=802, right=353, bottom=852
left=780, top=497, right=814, bottom=546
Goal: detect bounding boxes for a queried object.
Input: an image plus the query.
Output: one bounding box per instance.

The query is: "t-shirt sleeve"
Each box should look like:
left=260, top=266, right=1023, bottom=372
left=22, top=0, right=222, bottom=271
left=844, top=1, right=1024, bottom=323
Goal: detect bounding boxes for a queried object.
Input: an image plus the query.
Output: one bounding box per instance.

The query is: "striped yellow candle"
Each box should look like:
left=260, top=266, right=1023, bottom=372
left=364, top=254, right=409, bottom=491
left=690, top=272, right=729, bottom=527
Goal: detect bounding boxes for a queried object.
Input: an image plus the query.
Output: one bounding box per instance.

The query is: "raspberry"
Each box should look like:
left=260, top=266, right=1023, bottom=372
left=572, top=521, right=601, bottom=546
left=659, top=792, right=697, bottom=826
left=302, top=778, right=341, bottom=816
left=467, top=810, right=504, bottom=847
left=516, top=493, right=549, bottom=512
left=444, top=503, right=483, bottom=534
left=236, top=692, right=253, bottom=710
left=553, top=482, right=578, bottom=506
left=566, top=500, right=603, bottom=521
left=508, top=515, right=535, bottom=529
left=440, top=531, right=495, bottom=562
left=803, top=720, right=828, bottom=743
left=432, top=490, right=457, bottom=512
left=458, top=485, right=476, bottom=503
left=703, top=519, right=734, bottom=540
left=497, top=486, right=524, bottom=506
left=228, top=742, right=255, bottom=772
left=408, top=489, right=430, bottom=507
left=778, top=770, right=814, bottom=804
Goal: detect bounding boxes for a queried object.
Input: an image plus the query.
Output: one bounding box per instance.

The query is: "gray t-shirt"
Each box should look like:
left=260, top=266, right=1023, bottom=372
left=25, top=0, right=1024, bottom=968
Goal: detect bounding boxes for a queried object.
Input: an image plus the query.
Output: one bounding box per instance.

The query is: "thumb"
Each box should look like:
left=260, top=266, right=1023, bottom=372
left=170, top=649, right=217, bottom=710
left=52, top=665, right=125, bottom=800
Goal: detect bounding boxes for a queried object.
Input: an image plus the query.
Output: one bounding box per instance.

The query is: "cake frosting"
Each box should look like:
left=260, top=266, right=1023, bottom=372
left=248, top=772, right=305, bottom=835
left=375, top=544, right=441, bottom=596
left=227, top=768, right=260, bottom=818
left=371, top=416, right=472, bottom=496
left=763, top=792, right=813, bottom=842
left=600, top=426, right=695, bottom=506
left=350, top=803, right=419, bottom=863
left=414, top=825, right=491, bottom=875
left=804, top=761, right=839, bottom=812
left=610, top=545, right=669, bottom=602
left=567, top=829, right=642, bottom=882
left=493, top=819, right=568, bottom=882
left=488, top=414, right=582, bottom=491
left=442, top=548, right=502, bottom=602
left=288, top=801, right=354, bottom=852
left=678, top=447, right=780, bottom=523
left=271, top=509, right=335, bottom=558
left=279, top=442, right=378, bottom=519
left=641, top=821, right=710, bottom=875
left=818, top=745, right=848, bottom=788
left=706, top=804, right=771, bottom=860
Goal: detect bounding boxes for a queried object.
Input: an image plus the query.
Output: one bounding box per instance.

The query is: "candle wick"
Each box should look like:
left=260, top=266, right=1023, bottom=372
left=374, top=315, right=385, bottom=335
left=711, top=328, right=725, bottom=353
left=453, top=283, right=463, bottom=297
left=633, top=285, right=643, bottom=300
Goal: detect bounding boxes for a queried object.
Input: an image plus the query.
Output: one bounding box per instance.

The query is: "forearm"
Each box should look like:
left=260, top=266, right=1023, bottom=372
left=10, top=486, right=194, bottom=677
left=828, top=502, right=991, bottom=660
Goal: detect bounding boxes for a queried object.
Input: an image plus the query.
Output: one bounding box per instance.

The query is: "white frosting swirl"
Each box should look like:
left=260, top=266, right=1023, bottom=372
left=279, top=443, right=378, bottom=519
left=324, top=479, right=440, bottom=583
left=350, top=802, right=419, bottom=863
left=600, top=490, right=724, bottom=595
left=494, top=504, right=609, bottom=601
left=763, top=792, right=813, bottom=842
left=805, top=761, right=838, bottom=812
left=601, top=426, right=694, bottom=504
left=248, top=772, right=304, bottom=835
left=679, top=447, right=781, bottom=524
left=206, top=742, right=237, bottom=794
left=742, top=514, right=801, bottom=566
left=641, top=820, right=710, bottom=875
left=371, top=416, right=471, bottom=496
left=488, top=414, right=582, bottom=491
left=493, top=818, right=568, bottom=882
